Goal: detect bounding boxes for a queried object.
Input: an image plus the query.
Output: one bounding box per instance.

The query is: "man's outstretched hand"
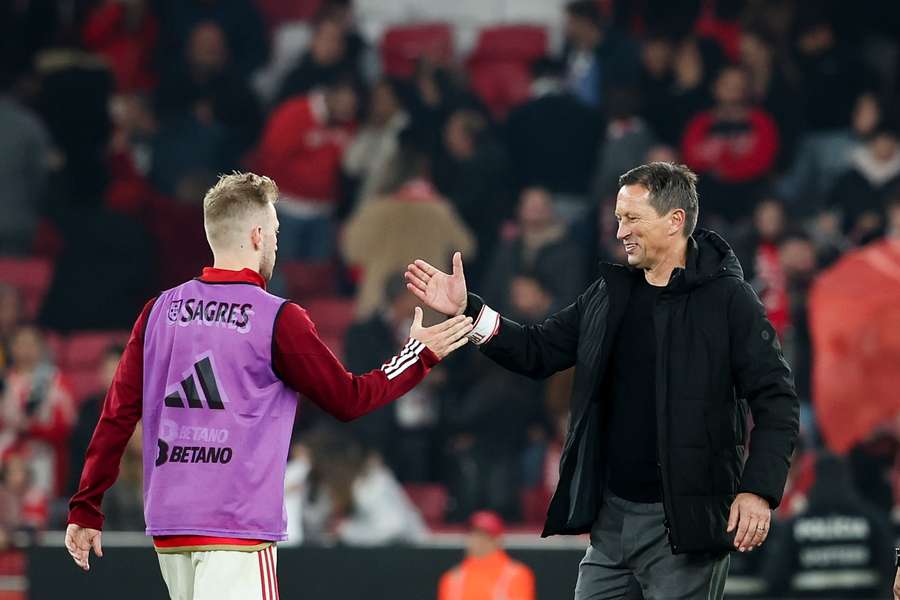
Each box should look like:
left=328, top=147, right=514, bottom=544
left=65, top=523, right=102, bottom=571
left=405, top=252, right=468, bottom=317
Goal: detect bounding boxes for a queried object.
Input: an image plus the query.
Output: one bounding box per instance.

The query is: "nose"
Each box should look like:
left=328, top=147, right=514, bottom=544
left=616, top=221, right=630, bottom=241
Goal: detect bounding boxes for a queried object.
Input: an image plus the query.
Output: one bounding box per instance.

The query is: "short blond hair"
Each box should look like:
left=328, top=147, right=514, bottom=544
left=203, top=172, right=279, bottom=248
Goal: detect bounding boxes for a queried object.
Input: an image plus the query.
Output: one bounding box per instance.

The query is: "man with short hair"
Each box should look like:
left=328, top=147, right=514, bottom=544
left=65, top=172, right=474, bottom=599
left=407, top=162, right=800, bottom=599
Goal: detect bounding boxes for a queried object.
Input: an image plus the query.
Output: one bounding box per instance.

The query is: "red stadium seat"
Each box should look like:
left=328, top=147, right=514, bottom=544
left=520, top=486, right=552, bottom=525
left=403, top=483, right=448, bottom=527
left=60, top=331, right=130, bottom=371
left=466, top=25, right=547, bottom=120
left=0, top=257, right=54, bottom=320
left=64, top=368, right=103, bottom=403
left=279, top=261, right=338, bottom=301
left=303, top=298, right=355, bottom=339
left=381, top=22, right=453, bottom=77
left=468, top=60, right=533, bottom=120
left=469, top=25, right=547, bottom=62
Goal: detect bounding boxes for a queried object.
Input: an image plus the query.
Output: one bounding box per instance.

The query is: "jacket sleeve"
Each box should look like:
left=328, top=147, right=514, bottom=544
left=728, top=280, right=800, bottom=508
left=273, top=302, right=440, bottom=421
left=463, top=280, right=600, bottom=380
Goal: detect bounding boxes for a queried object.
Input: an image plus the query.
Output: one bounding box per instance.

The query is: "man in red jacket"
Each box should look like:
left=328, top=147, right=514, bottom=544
left=253, top=77, right=358, bottom=260
left=681, top=65, right=779, bottom=222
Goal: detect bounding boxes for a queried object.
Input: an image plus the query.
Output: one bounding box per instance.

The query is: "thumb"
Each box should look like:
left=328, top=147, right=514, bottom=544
left=412, top=306, right=423, bottom=329
left=727, top=500, right=740, bottom=532
left=452, top=252, right=464, bottom=278
left=92, top=532, right=103, bottom=557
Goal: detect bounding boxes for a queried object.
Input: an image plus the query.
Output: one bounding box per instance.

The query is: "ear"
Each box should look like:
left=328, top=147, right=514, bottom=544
left=670, top=209, right=686, bottom=236
left=250, top=226, right=263, bottom=250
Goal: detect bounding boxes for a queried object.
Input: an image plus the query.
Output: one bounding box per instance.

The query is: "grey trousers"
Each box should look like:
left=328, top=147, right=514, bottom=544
left=574, top=492, right=730, bottom=600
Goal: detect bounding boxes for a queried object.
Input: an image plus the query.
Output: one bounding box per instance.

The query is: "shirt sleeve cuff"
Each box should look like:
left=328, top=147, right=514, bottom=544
left=420, top=346, right=440, bottom=367
left=467, top=303, right=501, bottom=346
left=68, top=505, right=104, bottom=531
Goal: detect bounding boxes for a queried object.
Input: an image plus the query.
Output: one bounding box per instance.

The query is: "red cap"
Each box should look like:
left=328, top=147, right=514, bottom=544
left=469, top=510, right=505, bottom=538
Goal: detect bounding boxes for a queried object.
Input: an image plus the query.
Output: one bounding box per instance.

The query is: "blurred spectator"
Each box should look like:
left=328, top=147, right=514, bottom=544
left=276, top=8, right=365, bottom=103
left=641, top=36, right=722, bottom=147
left=433, top=109, right=511, bottom=280
left=438, top=511, right=536, bottom=600
left=778, top=92, right=882, bottom=215
left=505, top=57, right=601, bottom=201
left=0, top=286, right=23, bottom=373
left=0, top=326, right=74, bottom=497
left=344, top=278, right=444, bottom=481
left=482, top=188, right=585, bottom=323
left=34, top=53, right=114, bottom=206
left=561, top=0, right=640, bottom=109
left=682, top=65, right=780, bottom=222
left=0, top=454, right=49, bottom=546
left=792, top=11, right=867, bottom=133
left=444, top=361, right=545, bottom=522
left=0, top=77, right=51, bottom=255
left=102, top=424, right=144, bottom=530
left=334, top=450, right=428, bottom=546
left=734, top=197, right=789, bottom=337
left=342, top=135, right=475, bottom=317
left=150, top=21, right=263, bottom=196
left=761, top=453, right=894, bottom=598
left=66, top=344, right=123, bottom=497
left=81, top=0, right=158, bottom=92
left=341, top=78, right=410, bottom=212
left=155, top=0, right=268, bottom=79
left=591, top=87, right=658, bottom=202
left=778, top=231, right=820, bottom=420
left=827, top=122, right=900, bottom=245
left=887, top=189, right=900, bottom=241
left=253, top=76, right=358, bottom=260
left=739, top=27, right=802, bottom=166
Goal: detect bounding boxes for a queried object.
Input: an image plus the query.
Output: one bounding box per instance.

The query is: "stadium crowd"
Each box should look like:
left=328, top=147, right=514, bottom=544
left=0, top=0, right=899, bottom=587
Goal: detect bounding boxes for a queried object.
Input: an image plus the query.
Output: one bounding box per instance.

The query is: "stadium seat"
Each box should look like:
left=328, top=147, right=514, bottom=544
left=466, top=25, right=547, bottom=119
left=60, top=331, right=130, bottom=371
left=303, top=298, right=356, bottom=338
left=280, top=261, right=338, bottom=301
left=0, top=257, right=54, bottom=320
left=403, top=483, right=448, bottom=527
left=64, top=368, right=102, bottom=403
left=380, top=22, right=454, bottom=77
left=520, top=486, right=552, bottom=525
left=469, top=25, right=547, bottom=62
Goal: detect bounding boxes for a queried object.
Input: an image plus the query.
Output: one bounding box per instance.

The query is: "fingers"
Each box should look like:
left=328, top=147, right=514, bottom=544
left=412, top=306, right=423, bottom=329
left=452, top=252, right=464, bottom=278
left=748, top=521, right=767, bottom=549
left=92, top=532, right=103, bottom=558
left=445, top=335, right=470, bottom=356
left=726, top=501, right=739, bottom=532
left=737, top=515, right=758, bottom=552
left=445, top=317, right=474, bottom=339
left=65, top=531, right=88, bottom=570
left=405, top=264, right=430, bottom=289
left=427, top=314, right=469, bottom=334
left=732, top=506, right=751, bottom=550
left=413, top=259, right=439, bottom=277
left=406, top=282, right=428, bottom=303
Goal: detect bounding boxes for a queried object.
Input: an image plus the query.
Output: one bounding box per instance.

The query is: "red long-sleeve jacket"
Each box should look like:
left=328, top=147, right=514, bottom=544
left=68, top=267, right=439, bottom=543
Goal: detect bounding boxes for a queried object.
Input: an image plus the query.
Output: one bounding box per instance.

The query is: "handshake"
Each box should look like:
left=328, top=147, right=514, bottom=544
left=403, top=252, right=473, bottom=360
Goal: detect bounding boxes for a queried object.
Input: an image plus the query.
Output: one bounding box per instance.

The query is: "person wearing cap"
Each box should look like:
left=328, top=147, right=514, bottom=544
left=438, top=511, right=536, bottom=600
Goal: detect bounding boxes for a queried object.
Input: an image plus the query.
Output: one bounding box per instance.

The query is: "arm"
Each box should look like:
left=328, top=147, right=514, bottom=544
left=68, top=298, right=155, bottom=530
left=463, top=290, right=582, bottom=380
left=273, top=303, right=468, bottom=422
left=729, top=281, right=800, bottom=507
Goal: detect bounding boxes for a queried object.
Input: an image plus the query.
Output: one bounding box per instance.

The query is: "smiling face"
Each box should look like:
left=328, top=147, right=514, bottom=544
left=615, top=184, right=683, bottom=270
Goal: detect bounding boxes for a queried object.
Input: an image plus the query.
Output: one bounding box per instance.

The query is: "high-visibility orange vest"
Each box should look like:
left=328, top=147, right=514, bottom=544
left=438, top=550, right=536, bottom=600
